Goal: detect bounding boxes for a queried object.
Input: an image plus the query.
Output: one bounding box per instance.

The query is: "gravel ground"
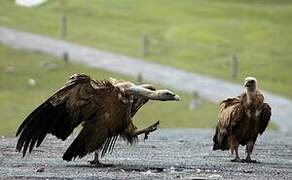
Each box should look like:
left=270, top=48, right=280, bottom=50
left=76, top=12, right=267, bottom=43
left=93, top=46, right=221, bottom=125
left=0, top=129, right=291, bottom=179
left=0, top=27, right=292, bottom=131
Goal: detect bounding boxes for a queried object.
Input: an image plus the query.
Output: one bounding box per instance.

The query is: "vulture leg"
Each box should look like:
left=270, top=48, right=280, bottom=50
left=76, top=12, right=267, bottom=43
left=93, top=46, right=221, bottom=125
left=89, top=151, right=103, bottom=166
left=89, top=151, right=113, bottom=167
left=230, top=147, right=240, bottom=162
left=230, top=135, right=241, bottom=162
left=133, top=121, right=159, bottom=140
left=242, top=141, right=257, bottom=163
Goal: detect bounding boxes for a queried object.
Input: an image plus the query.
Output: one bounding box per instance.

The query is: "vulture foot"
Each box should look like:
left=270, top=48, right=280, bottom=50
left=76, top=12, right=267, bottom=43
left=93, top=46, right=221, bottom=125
left=144, top=121, right=160, bottom=140
left=231, top=158, right=241, bottom=162
left=89, top=159, right=114, bottom=167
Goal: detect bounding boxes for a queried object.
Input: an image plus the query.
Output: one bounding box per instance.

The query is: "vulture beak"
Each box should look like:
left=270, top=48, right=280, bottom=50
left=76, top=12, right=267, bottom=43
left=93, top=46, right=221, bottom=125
left=174, top=95, right=180, bottom=101
left=244, top=81, right=249, bottom=87
left=126, top=86, right=179, bottom=101
left=244, top=77, right=257, bottom=88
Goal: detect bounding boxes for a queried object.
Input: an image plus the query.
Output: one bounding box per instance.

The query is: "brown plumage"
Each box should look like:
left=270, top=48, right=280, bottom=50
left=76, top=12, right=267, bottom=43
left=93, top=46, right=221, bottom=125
left=16, top=73, right=179, bottom=165
left=213, top=77, right=271, bottom=162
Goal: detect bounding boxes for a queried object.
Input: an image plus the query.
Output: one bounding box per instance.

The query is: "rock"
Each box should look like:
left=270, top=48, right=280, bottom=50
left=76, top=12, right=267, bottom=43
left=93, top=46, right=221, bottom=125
left=209, top=174, right=222, bottom=178
left=28, top=78, right=36, bottom=86
left=36, top=167, right=45, bottom=173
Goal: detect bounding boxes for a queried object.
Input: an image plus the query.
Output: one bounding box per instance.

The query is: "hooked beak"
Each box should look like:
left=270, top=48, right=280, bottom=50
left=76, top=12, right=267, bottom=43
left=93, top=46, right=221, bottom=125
left=244, top=81, right=251, bottom=87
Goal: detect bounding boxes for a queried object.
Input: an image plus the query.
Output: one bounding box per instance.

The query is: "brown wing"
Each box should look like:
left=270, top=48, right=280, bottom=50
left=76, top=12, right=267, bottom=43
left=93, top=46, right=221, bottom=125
left=213, top=97, right=244, bottom=150
left=100, top=84, right=156, bottom=157
left=16, top=74, right=125, bottom=159
left=258, top=103, right=271, bottom=135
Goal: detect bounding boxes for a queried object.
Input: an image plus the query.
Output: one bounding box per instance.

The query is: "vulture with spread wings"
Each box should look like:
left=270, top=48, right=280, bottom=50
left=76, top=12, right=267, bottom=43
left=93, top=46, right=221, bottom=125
left=16, top=74, right=179, bottom=165
left=213, top=77, right=271, bottom=162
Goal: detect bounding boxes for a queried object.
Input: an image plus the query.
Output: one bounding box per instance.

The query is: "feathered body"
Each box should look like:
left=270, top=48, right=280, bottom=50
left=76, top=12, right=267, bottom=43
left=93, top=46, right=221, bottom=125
left=16, top=74, right=179, bottom=164
left=213, top=77, right=271, bottom=162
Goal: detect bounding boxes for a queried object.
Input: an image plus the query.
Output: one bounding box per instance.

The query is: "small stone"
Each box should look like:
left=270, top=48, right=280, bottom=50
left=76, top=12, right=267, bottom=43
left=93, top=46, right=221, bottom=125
left=178, top=139, right=184, bottom=143
left=209, top=174, right=222, bottom=178
left=28, top=78, right=36, bottom=86
left=243, top=170, right=253, bottom=173
left=36, top=167, right=45, bottom=173
left=144, top=170, right=152, bottom=174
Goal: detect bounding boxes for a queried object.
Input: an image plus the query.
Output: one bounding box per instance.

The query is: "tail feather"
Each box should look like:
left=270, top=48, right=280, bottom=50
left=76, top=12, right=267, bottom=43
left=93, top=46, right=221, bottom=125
left=63, top=133, right=87, bottom=161
left=213, top=127, right=229, bottom=151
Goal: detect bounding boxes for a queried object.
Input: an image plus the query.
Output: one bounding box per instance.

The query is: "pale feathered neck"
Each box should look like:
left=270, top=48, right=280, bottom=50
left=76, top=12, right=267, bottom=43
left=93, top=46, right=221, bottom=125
left=246, top=88, right=257, bottom=105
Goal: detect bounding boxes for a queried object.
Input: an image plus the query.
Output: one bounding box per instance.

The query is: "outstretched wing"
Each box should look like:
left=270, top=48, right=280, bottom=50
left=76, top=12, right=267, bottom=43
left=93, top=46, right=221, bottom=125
left=213, top=97, right=244, bottom=150
left=258, top=103, right=271, bottom=135
left=63, top=81, right=131, bottom=161
left=16, top=74, right=117, bottom=157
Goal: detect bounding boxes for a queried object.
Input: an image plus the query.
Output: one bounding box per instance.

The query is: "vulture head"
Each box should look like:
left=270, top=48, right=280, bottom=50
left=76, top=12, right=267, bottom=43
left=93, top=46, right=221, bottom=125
left=126, top=86, right=179, bottom=101
left=150, top=89, right=180, bottom=101
left=244, top=77, right=257, bottom=92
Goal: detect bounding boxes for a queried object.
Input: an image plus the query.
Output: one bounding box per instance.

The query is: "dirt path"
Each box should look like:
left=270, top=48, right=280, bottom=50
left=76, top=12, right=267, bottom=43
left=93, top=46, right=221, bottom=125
left=0, top=26, right=292, bottom=131
left=0, top=129, right=291, bottom=179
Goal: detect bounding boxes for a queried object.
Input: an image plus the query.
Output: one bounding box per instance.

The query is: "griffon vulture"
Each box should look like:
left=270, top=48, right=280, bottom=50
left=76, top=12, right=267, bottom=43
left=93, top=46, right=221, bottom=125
left=213, top=77, right=271, bottom=162
left=16, top=73, right=179, bottom=165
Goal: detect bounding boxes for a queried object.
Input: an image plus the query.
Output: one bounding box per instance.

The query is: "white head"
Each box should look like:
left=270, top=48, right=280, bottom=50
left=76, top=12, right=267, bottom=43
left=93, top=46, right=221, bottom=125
left=126, top=86, right=179, bottom=101
left=150, top=89, right=180, bottom=101
left=244, top=76, right=257, bottom=92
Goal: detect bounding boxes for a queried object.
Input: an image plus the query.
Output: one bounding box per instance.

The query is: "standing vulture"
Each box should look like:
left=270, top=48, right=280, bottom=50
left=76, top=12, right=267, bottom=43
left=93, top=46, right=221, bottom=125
left=213, top=77, right=271, bottom=162
left=16, top=73, right=179, bottom=165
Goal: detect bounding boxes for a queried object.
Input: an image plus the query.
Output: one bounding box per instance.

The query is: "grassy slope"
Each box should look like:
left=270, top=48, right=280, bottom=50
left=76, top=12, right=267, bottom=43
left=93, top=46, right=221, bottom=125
left=0, top=44, right=221, bottom=136
left=0, top=0, right=291, bottom=98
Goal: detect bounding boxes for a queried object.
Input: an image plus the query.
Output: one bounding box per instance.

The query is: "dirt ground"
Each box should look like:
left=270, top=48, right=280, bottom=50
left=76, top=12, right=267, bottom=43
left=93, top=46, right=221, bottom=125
left=0, top=129, right=291, bottom=179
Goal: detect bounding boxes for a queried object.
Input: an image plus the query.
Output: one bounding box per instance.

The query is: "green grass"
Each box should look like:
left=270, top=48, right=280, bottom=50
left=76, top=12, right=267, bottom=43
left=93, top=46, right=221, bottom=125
left=0, top=0, right=291, bottom=98
left=0, top=44, right=222, bottom=136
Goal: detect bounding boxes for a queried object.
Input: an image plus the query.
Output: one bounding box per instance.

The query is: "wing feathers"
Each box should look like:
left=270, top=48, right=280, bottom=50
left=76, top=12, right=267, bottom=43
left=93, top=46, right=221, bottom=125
left=16, top=73, right=136, bottom=160
left=213, top=98, right=243, bottom=150
left=259, top=103, right=271, bottom=135
left=101, top=135, right=119, bottom=157
left=63, top=132, right=87, bottom=161
left=16, top=102, right=73, bottom=156
left=16, top=74, right=112, bottom=157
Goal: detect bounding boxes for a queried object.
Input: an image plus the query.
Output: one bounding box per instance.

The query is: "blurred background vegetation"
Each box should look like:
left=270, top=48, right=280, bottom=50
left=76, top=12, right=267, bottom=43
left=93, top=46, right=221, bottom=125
left=1, top=0, right=288, bottom=136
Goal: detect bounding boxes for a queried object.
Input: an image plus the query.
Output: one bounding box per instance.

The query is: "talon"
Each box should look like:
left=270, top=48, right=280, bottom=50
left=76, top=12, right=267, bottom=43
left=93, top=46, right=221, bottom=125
left=144, top=133, right=149, bottom=140
left=89, top=160, right=114, bottom=167
left=89, top=159, right=102, bottom=166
